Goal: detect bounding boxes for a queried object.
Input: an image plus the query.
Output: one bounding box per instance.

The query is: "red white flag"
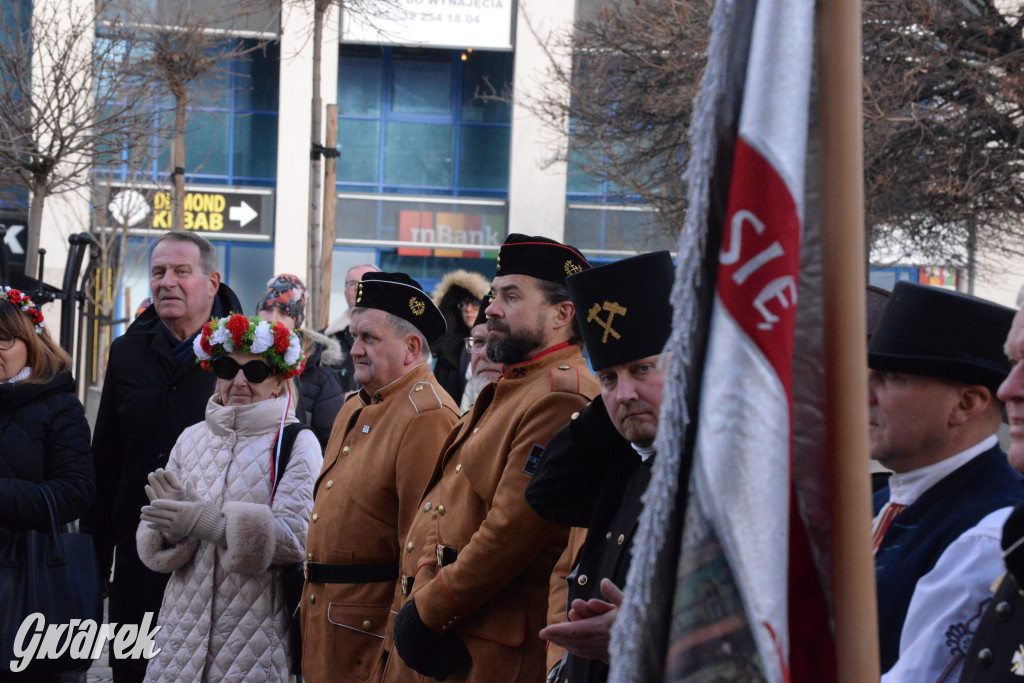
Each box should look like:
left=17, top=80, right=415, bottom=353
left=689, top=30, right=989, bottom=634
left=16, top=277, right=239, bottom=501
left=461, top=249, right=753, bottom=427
left=609, top=0, right=840, bottom=680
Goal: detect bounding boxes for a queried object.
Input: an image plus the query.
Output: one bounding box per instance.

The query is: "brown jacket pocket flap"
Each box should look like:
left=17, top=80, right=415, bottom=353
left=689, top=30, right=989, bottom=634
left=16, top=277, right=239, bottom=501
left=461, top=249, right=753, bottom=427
left=327, top=602, right=391, bottom=638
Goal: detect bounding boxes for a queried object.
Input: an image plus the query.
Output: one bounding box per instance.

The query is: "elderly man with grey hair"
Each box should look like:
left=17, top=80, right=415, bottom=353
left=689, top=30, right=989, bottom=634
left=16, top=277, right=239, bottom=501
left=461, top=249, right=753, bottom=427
left=82, top=230, right=242, bottom=683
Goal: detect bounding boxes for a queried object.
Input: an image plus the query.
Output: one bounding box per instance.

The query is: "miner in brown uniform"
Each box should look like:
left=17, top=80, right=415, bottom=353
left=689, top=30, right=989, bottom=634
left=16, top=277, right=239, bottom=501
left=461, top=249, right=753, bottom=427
left=300, top=271, right=459, bottom=682
left=384, top=234, right=601, bottom=682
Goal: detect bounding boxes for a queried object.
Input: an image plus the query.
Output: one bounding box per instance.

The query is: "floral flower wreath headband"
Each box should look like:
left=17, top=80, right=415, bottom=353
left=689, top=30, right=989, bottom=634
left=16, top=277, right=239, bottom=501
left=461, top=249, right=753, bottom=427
left=193, top=313, right=305, bottom=379
left=0, top=286, right=46, bottom=334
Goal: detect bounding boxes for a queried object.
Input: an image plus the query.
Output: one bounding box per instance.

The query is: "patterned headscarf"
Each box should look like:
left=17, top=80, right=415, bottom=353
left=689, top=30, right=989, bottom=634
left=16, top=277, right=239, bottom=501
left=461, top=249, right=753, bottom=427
left=257, top=274, right=307, bottom=328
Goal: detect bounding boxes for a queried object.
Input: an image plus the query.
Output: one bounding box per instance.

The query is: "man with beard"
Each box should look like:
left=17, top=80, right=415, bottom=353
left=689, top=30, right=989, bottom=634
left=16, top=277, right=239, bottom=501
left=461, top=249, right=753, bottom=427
left=459, top=294, right=502, bottom=413
left=382, top=234, right=600, bottom=683
left=525, top=251, right=673, bottom=682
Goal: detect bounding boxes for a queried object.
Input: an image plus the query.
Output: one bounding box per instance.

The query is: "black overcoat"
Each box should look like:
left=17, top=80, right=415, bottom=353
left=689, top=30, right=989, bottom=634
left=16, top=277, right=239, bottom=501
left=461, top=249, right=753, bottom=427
left=525, top=395, right=648, bottom=683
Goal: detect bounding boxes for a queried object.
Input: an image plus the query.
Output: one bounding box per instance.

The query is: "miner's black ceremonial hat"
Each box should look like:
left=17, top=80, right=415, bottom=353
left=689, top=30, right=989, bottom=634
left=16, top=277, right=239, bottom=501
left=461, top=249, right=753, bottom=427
left=472, top=293, right=493, bottom=328
left=868, top=281, right=1014, bottom=394
left=494, top=234, right=590, bottom=283
left=567, top=251, right=674, bottom=371
left=354, top=272, right=447, bottom=343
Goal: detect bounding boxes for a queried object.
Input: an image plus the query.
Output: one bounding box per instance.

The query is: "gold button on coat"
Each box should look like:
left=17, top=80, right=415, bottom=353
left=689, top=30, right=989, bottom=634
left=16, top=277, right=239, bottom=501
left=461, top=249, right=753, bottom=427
left=362, top=619, right=372, bottom=629
left=571, top=412, right=580, bottom=420
left=455, top=464, right=462, bottom=473
left=438, top=505, right=446, bottom=516
left=342, top=446, right=350, bottom=455
left=312, top=513, right=319, bottom=522
left=423, top=502, right=432, bottom=512
left=577, top=575, right=588, bottom=586
left=326, top=480, right=333, bottom=488
left=407, top=542, right=415, bottom=552
left=309, top=595, right=316, bottom=604
left=617, top=534, right=625, bottom=545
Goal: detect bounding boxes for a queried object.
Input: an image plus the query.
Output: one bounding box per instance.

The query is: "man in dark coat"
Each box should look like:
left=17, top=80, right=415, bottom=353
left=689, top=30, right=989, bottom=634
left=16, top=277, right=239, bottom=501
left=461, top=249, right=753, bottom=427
left=323, top=263, right=379, bottom=392
left=868, top=282, right=1024, bottom=681
left=81, top=231, right=241, bottom=683
left=959, top=304, right=1024, bottom=682
left=526, top=250, right=673, bottom=683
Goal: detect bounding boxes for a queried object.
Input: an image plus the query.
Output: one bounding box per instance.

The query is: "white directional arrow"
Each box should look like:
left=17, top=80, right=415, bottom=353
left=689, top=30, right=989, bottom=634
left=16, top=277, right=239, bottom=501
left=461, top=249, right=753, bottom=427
left=3, top=224, right=25, bottom=254
left=229, top=201, right=258, bottom=228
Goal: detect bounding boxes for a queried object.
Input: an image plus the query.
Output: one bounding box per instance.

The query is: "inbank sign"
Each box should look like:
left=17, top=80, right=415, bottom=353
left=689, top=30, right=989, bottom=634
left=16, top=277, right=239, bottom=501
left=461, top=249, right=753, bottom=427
left=398, top=210, right=503, bottom=257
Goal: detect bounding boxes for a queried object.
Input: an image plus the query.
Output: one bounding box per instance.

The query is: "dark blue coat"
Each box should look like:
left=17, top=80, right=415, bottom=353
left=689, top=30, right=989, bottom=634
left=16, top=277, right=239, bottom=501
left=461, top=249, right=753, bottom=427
left=875, top=446, right=1024, bottom=673
left=0, top=370, right=93, bottom=531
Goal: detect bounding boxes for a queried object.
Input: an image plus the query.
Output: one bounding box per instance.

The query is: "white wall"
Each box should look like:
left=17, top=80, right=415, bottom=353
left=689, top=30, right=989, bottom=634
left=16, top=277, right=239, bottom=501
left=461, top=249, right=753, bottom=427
left=506, top=0, right=575, bottom=241
left=973, top=250, right=1024, bottom=309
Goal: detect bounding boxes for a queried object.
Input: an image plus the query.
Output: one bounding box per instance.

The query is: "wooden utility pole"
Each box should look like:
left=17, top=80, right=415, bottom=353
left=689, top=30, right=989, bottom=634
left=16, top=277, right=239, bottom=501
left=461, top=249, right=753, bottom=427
left=318, top=104, right=338, bottom=329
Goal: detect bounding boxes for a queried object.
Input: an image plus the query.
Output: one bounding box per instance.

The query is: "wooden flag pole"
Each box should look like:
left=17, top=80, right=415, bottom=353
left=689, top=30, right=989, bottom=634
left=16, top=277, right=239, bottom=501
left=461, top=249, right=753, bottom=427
left=817, top=0, right=880, bottom=679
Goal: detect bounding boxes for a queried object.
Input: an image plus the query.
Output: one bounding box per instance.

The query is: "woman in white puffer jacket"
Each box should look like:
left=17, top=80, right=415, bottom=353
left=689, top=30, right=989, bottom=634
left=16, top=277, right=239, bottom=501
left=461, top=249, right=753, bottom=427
left=136, top=314, right=323, bottom=682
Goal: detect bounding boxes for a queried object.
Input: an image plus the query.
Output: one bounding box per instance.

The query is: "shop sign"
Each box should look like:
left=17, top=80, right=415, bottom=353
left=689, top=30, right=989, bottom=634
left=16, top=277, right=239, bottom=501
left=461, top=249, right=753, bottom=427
left=342, top=0, right=514, bottom=50
left=103, top=184, right=273, bottom=237
left=398, top=210, right=503, bottom=257
left=0, top=216, right=28, bottom=264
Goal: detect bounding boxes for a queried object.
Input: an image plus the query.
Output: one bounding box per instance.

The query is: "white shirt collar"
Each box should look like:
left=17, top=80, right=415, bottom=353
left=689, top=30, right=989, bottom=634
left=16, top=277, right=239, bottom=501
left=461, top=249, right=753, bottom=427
left=886, top=434, right=999, bottom=506
left=631, top=443, right=656, bottom=463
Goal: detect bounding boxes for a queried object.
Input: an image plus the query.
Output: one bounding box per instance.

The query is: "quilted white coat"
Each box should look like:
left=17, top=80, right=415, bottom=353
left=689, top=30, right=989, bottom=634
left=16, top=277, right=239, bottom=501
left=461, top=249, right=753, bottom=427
left=136, top=392, right=322, bottom=682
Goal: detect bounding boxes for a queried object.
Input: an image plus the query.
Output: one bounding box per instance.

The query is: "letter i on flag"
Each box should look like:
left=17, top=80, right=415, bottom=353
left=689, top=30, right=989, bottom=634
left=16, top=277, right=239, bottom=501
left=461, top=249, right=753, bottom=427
left=608, top=0, right=877, bottom=681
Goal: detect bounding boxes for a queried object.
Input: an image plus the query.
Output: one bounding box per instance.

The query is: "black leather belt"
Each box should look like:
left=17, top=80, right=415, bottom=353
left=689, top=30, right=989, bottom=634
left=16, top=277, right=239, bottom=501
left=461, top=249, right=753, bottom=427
left=304, top=561, right=399, bottom=584
left=435, top=543, right=459, bottom=568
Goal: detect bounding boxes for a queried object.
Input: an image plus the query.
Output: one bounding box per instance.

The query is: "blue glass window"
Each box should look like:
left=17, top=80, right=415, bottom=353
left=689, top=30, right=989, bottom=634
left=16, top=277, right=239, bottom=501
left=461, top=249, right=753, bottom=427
left=97, top=39, right=280, bottom=188
left=336, top=46, right=512, bottom=198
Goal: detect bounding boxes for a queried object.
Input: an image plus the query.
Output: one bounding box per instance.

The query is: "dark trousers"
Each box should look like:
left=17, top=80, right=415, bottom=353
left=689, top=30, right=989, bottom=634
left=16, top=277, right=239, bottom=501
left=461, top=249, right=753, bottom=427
left=108, top=544, right=169, bottom=683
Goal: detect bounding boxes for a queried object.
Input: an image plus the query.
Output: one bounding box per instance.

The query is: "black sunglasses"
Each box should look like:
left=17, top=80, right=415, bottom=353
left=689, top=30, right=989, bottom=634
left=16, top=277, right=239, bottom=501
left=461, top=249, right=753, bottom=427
left=210, top=356, right=273, bottom=383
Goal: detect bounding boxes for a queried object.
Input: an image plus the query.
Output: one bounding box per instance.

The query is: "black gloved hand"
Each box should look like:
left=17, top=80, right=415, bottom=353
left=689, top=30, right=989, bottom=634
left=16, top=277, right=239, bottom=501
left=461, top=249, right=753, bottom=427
left=393, top=599, right=469, bottom=680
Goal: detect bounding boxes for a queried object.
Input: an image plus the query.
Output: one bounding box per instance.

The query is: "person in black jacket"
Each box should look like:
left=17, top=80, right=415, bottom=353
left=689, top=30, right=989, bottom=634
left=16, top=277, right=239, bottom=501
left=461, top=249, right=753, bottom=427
left=81, top=231, right=242, bottom=683
left=323, top=263, right=380, bottom=393
left=256, top=273, right=344, bottom=450
left=1, top=286, right=93, bottom=681
left=429, top=269, right=490, bottom=405
left=526, top=251, right=673, bottom=683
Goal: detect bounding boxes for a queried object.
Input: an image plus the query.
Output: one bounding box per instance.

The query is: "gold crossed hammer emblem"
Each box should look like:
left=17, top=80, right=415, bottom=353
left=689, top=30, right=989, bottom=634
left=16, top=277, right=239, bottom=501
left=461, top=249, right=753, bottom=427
left=587, top=301, right=627, bottom=344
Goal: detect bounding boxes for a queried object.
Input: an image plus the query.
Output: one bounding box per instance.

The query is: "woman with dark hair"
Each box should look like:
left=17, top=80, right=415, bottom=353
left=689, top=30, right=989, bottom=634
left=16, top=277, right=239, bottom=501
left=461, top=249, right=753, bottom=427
left=137, top=314, right=321, bottom=682
left=429, top=269, right=490, bottom=404
left=0, top=287, right=94, bottom=680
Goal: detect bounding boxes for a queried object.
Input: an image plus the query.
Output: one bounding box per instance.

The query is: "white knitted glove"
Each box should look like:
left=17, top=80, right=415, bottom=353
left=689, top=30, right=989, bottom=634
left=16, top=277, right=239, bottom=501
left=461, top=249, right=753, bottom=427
left=141, top=484, right=226, bottom=546
left=144, top=468, right=191, bottom=503
left=143, top=469, right=196, bottom=544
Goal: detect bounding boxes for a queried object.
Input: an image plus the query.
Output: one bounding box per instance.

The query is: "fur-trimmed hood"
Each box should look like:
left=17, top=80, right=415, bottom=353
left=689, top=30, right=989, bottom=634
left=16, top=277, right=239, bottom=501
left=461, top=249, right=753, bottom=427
left=430, top=269, right=491, bottom=315
left=301, top=328, right=344, bottom=367
left=323, top=310, right=351, bottom=339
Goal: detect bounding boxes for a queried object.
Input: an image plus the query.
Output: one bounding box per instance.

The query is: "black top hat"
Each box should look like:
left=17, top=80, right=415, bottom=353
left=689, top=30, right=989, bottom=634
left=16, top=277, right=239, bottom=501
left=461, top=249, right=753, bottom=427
left=494, top=234, right=591, bottom=283
left=472, top=293, right=493, bottom=328
left=567, top=251, right=674, bottom=371
left=354, top=272, right=447, bottom=343
left=868, top=281, right=1015, bottom=394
